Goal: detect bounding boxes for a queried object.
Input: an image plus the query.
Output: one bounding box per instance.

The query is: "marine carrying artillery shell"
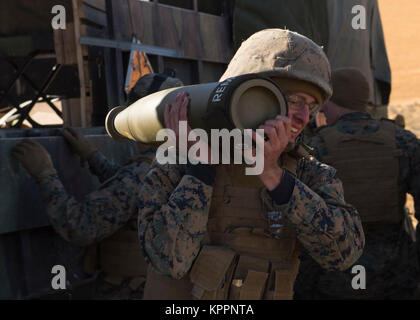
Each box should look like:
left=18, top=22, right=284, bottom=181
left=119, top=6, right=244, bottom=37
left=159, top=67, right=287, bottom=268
left=105, top=74, right=288, bottom=144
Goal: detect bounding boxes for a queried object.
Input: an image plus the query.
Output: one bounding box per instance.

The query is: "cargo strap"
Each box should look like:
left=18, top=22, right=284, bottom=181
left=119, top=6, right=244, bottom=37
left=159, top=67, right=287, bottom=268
left=265, top=252, right=301, bottom=300
left=239, top=270, right=269, bottom=299
left=209, top=231, right=296, bottom=260
left=190, top=245, right=237, bottom=300
left=230, top=255, right=270, bottom=300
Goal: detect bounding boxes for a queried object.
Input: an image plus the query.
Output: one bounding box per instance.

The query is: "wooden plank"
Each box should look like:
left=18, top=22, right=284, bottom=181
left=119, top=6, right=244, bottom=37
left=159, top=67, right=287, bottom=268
left=124, top=1, right=232, bottom=63
left=180, top=7, right=204, bottom=59
left=52, top=0, right=103, bottom=126
left=128, top=0, right=153, bottom=44
left=162, top=57, right=195, bottom=85
left=72, top=0, right=88, bottom=126
left=192, top=0, right=202, bottom=81
left=110, top=0, right=132, bottom=41
left=202, top=61, right=227, bottom=83
left=83, top=0, right=106, bottom=11
left=84, top=24, right=107, bottom=37
left=82, top=3, right=107, bottom=27
left=150, top=5, right=186, bottom=53
left=108, top=0, right=134, bottom=105
left=53, top=22, right=77, bottom=65
left=61, top=98, right=82, bottom=126
left=74, top=2, right=89, bottom=57
left=199, top=13, right=231, bottom=63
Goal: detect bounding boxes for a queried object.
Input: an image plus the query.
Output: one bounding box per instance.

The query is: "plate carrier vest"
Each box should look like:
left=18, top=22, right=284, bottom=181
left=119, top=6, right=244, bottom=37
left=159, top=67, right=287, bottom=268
left=144, top=145, right=311, bottom=300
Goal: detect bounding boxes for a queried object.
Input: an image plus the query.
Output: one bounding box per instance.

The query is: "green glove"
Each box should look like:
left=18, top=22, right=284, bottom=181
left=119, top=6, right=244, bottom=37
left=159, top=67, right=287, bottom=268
left=12, top=139, right=57, bottom=181
left=61, top=127, right=97, bottom=161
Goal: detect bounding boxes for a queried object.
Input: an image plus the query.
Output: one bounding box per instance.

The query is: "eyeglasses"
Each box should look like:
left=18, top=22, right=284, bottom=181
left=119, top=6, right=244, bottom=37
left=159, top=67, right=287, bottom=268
left=285, top=94, right=318, bottom=112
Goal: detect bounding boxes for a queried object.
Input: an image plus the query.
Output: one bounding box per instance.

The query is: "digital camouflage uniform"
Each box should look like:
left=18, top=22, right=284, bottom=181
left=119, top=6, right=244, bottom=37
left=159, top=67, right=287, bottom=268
left=37, top=73, right=183, bottom=299
left=138, top=157, right=364, bottom=277
left=295, top=112, right=420, bottom=299
left=137, top=29, right=365, bottom=300
left=40, top=149, right=155, bottom=245
left=11, top=73, right=184, bottom=299
left=39, top=148, right=155, bottom=299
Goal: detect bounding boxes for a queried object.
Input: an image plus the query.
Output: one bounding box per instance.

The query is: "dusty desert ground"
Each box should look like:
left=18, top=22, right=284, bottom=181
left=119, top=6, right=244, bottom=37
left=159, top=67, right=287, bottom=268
left=379, top=0, right=420, bottom=136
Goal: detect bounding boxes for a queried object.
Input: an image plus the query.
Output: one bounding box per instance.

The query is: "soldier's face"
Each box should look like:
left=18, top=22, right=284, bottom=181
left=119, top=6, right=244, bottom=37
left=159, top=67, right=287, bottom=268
left=287, top=92, right=313, bottom=141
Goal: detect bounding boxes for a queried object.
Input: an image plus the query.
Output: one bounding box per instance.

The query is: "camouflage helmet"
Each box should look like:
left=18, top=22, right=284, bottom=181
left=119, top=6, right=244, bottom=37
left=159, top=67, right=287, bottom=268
left=126, top=73, right=183, bottom=105
left=220, top=29, right=332, bottom=106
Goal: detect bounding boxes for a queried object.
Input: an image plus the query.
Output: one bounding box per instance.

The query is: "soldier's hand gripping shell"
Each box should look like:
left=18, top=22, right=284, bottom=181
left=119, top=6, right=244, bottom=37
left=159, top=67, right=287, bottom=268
left=244, top=116, right=292, bottom=190
left=163, top=91, right=192, bottom=150
left=164, top=91, right=212, bottom=163
left=251, top=116, right=292, bottom=167
left=61, top=127, right=98, bottom=161
left=12, top=139, right=57, bottom=181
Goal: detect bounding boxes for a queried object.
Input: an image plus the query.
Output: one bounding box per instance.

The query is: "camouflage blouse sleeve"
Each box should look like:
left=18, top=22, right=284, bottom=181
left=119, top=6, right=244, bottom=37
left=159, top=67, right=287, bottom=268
left=87, top=151, right=121, bottom=182
left=137, top=161, right=213, bottom=279
left=38, top=161, right=150, bottom=247
left=265, top=158, right=365, bottom=271
left=396, top=128, right=420, bottom=220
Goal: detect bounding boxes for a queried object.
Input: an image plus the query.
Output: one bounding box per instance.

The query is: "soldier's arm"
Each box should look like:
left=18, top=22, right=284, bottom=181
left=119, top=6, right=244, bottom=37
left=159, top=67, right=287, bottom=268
left=396, top=128, right=420, bottom=220
left=138, top=162, right=214, bottom=279
left=38, top=161, right=149, bottom=246
left=265, top=159, right=365, bottom=271
left=87, top=151, right=122, bottom=182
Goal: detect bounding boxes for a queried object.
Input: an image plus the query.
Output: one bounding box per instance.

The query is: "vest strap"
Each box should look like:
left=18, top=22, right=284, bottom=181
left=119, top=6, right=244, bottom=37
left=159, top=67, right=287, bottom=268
left=209, top=231, right=296, bottom=260
left=189, top=245, right=237, bottom=299
left=239, top=270, right=269, bottom=299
